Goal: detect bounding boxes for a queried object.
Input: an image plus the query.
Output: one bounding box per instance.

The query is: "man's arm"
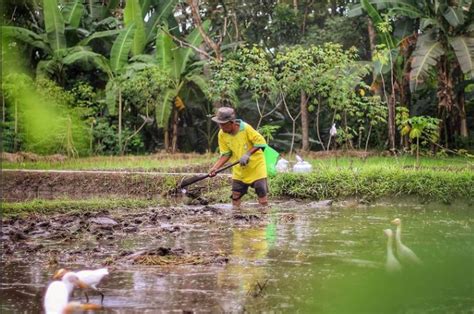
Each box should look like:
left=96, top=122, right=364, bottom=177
left=209, top=155, right=231, bottom=177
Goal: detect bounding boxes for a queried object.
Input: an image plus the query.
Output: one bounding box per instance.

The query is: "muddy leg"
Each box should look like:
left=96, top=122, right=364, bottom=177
left=232, top=192, right=242, bottom=210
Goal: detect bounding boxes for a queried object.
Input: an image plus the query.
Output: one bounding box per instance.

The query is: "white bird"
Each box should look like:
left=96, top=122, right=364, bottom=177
left=53, top=268, right=109, bottom=304
left=391, top=218, right=422, bottom=265
left=383, top=229, right=402, bottom=273
left=44, top=272, right=87, bottom=314
left=330, top=123, right=337, bottom=137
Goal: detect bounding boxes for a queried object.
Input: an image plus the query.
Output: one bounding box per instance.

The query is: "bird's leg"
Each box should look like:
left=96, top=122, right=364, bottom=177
left=84, top=291, right=90, bottom=303
left=99, top=290, right=105, bottom=305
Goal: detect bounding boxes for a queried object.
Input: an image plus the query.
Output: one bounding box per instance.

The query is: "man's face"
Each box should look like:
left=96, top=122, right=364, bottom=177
left=219, top=121, right=234, bottom=134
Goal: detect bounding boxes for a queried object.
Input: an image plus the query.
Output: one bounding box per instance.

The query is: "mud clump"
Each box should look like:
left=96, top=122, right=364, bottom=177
left=129, top=247, right=229, bottom=266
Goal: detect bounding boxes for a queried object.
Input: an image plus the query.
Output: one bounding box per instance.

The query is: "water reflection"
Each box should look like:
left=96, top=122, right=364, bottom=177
left=1, top=202, right=472, bottom=313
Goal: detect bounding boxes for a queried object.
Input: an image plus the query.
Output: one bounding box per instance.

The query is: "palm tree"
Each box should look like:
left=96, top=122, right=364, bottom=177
left=155, top=21, right=211, bottom=152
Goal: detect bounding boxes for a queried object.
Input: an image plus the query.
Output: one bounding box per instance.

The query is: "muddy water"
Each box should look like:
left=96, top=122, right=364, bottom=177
left=1, top=200, right=473, bottom=313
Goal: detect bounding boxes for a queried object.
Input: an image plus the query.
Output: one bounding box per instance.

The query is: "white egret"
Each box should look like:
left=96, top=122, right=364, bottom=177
left=391, top=218, right=422, bottom=265
left=53, top=268, right=109, bottom=304
left=383, top=229, right=402, bottom=273
left=44, top=273, right=87, bottom=314
left=330, top=123, right=337, bottom=137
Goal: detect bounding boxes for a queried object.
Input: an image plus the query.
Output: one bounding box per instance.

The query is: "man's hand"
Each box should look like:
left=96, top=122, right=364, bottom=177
left=239, top=153, right=251, bottom=166
left=209, top=169, right=217, bottom=177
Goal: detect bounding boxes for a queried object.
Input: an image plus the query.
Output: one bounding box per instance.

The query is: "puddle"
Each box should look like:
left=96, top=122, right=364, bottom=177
left=1, top=200, right=473, bottom=313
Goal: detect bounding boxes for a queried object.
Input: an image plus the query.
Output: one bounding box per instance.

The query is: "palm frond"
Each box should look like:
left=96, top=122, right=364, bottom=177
left=443, top=6, right=465, bottom=27
left=85, top=0, right=106, bottom=21
left=43, top=0, right=66, bottom=52
left=62, top=49, right=112, bottom=78
left=186, top=73, right=209, bottom=95
left=1, top=26, right=51, bottom=53
left=62, top=0, right=84, bottom=28
left=145, top=0, right=178, bottom=43
left=156, top=88, right=176, bottom=128
left=361, top=0, right=395, bottom=48
left=78, top=29, right=121, bottom=46
left=155, top=23, right=174, bottom=70
left=124, top=0, right=146, bottom=56
left=409, top=34, right=445, bottom=91
left=110, top=24, right=136, bottom=73
left=450, top=36, right=474, bottom=78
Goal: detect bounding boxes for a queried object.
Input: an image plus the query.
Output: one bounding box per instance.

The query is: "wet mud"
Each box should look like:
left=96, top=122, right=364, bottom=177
left=1, top=204, right=271, bottom=267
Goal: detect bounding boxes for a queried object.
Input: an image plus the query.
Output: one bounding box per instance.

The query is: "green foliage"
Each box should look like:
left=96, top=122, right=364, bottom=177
left=208, top=58, right=241, bottom=105
left=70, top=81, right=102, bottom=119
left=2, top=74, right=89, bottom=155
left=270, top=167, right=473, bottom=204
left=236, top=45, right=278, bottom=101
left=267, top=4, right=301, bottom=47
left=303, top=16, right=369, bottom=57
left=123, top=0, right=146, bottom=56
left=397, top=107, right=440, bottom=157
left=122, top=65, right=170, bottom=117
left=92, top=118, right=144, bottom=155
left=258, top=124, right=281, bottom=143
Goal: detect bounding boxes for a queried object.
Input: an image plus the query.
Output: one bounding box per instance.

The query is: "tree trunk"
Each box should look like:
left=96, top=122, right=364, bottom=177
left=453, top=62, right=468, bottom=138
left=387, top=94, right=396, bottom=152
left=367, top=18, right=383, bottom=96
left=301, top=0, right=314, bottom=35
left=300, top=90, right=309, bottom=152
left=171, top=109, right=179, bottom=153
left=458, top=93, right=468, bottom=137
left=436, top=56, right=454, bottom=147
left=315, top=95, right=325, bottom=150
left=331, top=0, right=337, bottom=15
left=118, top=89, right=122, bottom=154
left=399, top=34, right=417, bottom=150
left=188, top=0, right=222, bottom=61
left=164, top=129, right=170, bottom=151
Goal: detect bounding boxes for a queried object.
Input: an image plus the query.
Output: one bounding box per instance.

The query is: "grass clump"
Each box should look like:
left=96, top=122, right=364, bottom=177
left=2, top=197, right=157, bottom=218
left=270, top=167, right=474, bottom=203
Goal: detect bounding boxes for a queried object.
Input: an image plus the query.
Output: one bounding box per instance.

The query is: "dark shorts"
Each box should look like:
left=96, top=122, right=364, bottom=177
left=232, top=178, right=268, bottom=198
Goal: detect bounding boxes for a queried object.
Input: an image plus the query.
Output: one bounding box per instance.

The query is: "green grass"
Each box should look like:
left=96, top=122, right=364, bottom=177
left=3, top=154, right=473, bottom=172
left=307, top=155, right=473, bottom=171
left=2, top=197, right=158, bottom=218
left=270, top=166, right=474, bottom=203
left=2, top=154, right=213, bottom=171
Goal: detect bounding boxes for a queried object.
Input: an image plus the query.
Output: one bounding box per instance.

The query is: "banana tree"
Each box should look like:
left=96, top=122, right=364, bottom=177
left=2, top=0, right=116, bottom=85
left=155, top=21, right=211, bottom=152
left=350, top=0, right=473, bottom=142
left=348, top=0, right=419, bottom=151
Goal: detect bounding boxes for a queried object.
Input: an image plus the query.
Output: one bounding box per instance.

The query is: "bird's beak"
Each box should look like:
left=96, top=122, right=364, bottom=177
left=75, top=279, right=89, bottom=289
left=52, top=269, right=67, bottom=280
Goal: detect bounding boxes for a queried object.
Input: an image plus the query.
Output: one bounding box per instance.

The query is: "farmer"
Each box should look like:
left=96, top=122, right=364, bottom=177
left=209, top=107, right=269, bottom=211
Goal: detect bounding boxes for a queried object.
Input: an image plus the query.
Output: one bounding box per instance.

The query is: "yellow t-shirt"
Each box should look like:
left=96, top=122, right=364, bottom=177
left=218, top=120, right=267, bottom=184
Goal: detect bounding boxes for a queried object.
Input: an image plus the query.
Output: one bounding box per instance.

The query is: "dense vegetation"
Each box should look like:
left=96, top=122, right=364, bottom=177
left=1, top=0, right=473, bottom=157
